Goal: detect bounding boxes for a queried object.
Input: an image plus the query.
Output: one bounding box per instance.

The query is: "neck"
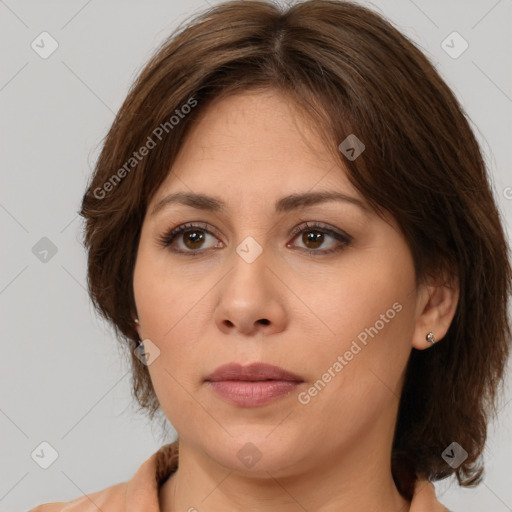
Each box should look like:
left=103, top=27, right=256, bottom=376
left=159, top=408, right=410, bottom=512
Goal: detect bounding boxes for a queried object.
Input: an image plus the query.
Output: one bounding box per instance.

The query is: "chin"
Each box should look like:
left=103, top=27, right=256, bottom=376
left=203, top=430, right=304, bottom=476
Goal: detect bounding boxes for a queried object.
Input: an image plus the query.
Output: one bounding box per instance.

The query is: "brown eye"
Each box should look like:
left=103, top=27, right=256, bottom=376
left=159, top=221, right=351, bottom=257
left=289, top=221, right=352, bottom=255
left=301, top=230, right=325, bottom=249
left=181, top=229, right=206, bottom=250
left=158, top=222, right=223, bottom=255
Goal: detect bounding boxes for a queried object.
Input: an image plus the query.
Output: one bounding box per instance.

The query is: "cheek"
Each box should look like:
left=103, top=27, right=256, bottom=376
left=297, top=245, right=416, bottom=413
left=133, top=239, right=202, bottom=339
left=309, top=249, right=414, bottom=349
left=133, top=243, right=214, bottom=391
left=295, top=305, right=414, bottom=447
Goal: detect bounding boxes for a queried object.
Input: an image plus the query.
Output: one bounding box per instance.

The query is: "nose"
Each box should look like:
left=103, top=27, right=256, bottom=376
left=213, top=248, right=288, bottom=337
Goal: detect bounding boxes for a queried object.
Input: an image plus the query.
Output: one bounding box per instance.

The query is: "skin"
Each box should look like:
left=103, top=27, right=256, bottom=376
left=133, top=88, right=459, bottom=512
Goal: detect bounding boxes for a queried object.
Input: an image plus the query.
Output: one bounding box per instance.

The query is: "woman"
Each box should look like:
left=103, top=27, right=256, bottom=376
left=30, top=0, right=511, bottom=510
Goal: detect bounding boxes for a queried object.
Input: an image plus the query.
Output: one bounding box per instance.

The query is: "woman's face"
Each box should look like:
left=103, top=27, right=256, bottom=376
left=133, top=89, right=426, bottom=476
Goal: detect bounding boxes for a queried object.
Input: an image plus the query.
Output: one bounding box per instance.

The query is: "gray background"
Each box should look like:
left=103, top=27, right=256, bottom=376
left=1, top=0, right=511, bottom=511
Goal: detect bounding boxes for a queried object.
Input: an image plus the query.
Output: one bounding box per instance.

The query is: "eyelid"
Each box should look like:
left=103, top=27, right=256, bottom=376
left=288, top=221, right=353, bottom=244
left=158, top=220, right=352, bottom=255
left=157, top=221, right=222, bottom=247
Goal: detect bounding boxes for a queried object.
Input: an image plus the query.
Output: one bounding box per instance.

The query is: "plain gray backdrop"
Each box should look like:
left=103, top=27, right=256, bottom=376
left=1, top=0, right=511, bottom=511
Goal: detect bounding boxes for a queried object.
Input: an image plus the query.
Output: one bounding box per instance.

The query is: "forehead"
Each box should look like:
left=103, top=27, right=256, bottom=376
left=151, top=89, right=360, bottom=208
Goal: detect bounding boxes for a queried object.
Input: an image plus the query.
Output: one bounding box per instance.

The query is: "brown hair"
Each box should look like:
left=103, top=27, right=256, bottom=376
left=79, top=0, right=511, bottom=499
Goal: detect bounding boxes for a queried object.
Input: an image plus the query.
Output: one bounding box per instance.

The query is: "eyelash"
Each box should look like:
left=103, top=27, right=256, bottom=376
left=157, top=221, right=353, bottom=257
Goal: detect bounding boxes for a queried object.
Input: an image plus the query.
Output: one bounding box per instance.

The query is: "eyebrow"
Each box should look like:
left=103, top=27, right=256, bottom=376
left=150, top=190, right=367, bottom=217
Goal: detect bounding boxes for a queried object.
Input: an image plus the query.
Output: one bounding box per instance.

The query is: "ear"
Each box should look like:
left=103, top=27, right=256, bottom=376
left=412, top=272, right=459, bottom=350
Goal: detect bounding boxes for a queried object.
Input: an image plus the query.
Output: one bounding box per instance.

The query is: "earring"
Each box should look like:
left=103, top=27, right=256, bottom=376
left=426, top=332, right=436, bottom=344
left=134, top=318, right=139, bottom=325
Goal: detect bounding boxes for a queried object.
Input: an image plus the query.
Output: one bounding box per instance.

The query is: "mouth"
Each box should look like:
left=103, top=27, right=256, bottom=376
left=204, top=362, right=304, bottom=407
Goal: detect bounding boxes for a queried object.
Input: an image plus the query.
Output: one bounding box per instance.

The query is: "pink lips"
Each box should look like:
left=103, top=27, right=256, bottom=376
left=204, top=362, right=304, bottom=407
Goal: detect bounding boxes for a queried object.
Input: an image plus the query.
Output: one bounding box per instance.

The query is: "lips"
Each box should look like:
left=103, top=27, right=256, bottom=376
left=204, top=362, right=304, bottom=407
left=204, top=362, right=304, bottom=383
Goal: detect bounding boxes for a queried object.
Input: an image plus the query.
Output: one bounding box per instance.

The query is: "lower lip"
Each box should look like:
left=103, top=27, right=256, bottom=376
left=206, top=380, right=302, bottom=407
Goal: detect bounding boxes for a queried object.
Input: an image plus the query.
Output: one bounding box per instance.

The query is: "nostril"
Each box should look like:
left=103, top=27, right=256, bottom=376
left=258, top=319, right=270, bottom=325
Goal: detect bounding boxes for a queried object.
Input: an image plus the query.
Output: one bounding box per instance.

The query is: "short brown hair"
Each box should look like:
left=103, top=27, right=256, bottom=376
left=79, top=0, right=511, bottom=499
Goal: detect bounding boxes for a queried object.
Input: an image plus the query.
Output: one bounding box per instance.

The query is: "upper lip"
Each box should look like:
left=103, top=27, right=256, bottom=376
left=205, top=362, right=304, bottom=382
